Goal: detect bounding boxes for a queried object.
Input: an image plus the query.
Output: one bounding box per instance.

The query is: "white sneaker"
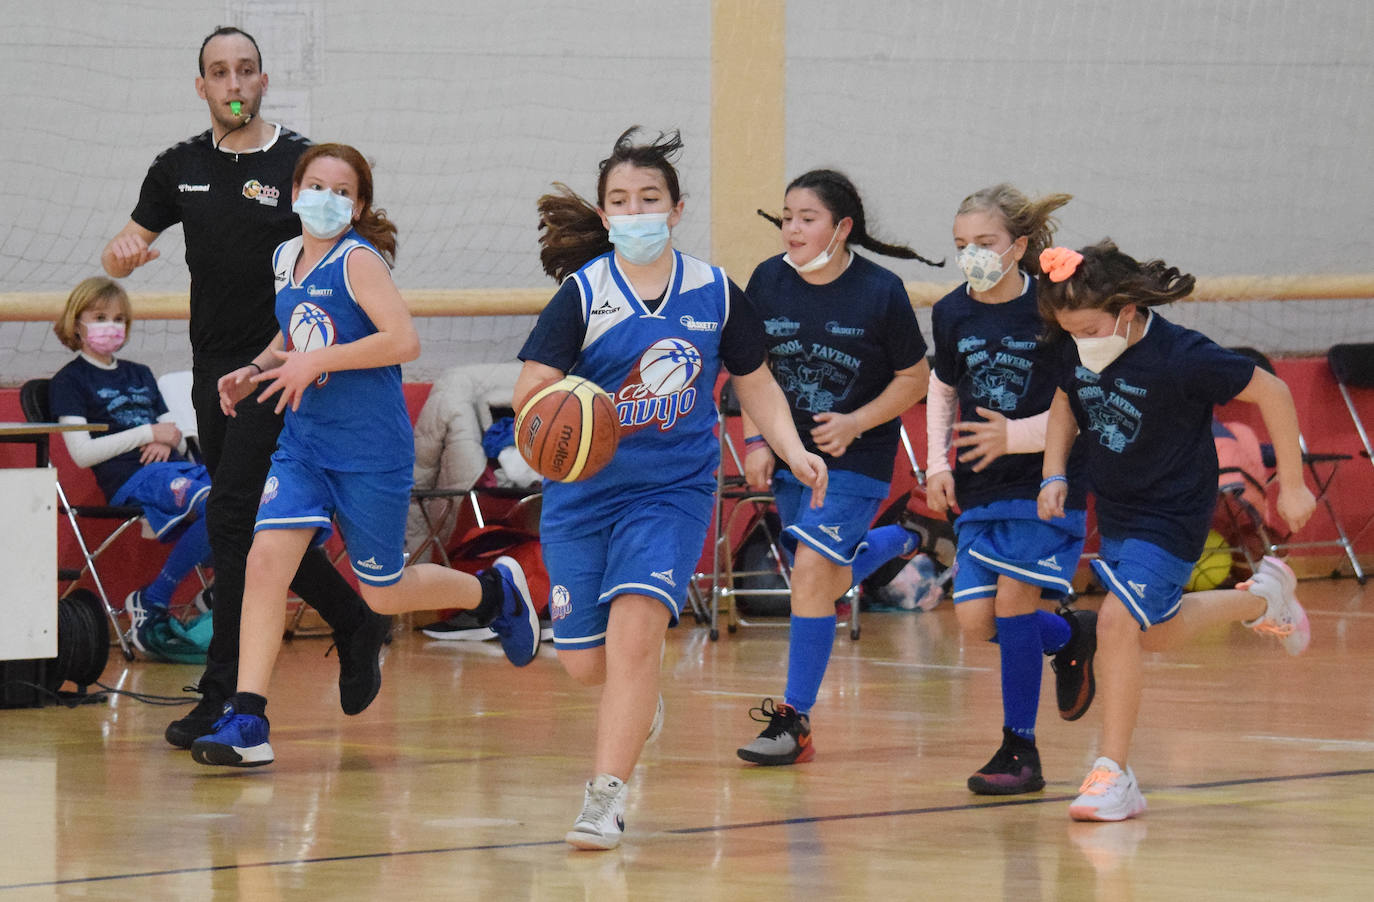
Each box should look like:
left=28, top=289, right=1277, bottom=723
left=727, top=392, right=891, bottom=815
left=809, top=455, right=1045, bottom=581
left=1069, top=757, right=1147, bottom=822
left=566, top=774, right=628, bottom=850
left=1242, top=556, right=1311, bottom=656
left=646, top=694, right=665, bottom=745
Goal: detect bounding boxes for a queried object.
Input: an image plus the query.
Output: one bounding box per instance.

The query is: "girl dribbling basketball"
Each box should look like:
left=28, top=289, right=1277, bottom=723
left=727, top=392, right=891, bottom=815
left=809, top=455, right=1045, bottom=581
left=517, top=127, right=827, bottom=850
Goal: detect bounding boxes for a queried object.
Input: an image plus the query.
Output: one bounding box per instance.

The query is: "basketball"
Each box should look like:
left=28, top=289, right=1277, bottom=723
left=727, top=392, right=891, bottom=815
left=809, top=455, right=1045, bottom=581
left=1186, top=529, right=1233, bottom=591
left=515, top=376, right=620, bottom=482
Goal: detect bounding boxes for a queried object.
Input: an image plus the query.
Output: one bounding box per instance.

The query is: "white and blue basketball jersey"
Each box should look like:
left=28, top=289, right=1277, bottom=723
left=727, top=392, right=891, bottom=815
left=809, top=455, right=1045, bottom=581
left=271, top=229, right=414, bottom=473
left=536, top=250, right=730, bottom=537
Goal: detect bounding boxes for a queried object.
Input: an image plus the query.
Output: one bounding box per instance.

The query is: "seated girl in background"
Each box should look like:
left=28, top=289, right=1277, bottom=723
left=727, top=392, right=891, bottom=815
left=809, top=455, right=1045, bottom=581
left=49, top=276, right=213, bottom=658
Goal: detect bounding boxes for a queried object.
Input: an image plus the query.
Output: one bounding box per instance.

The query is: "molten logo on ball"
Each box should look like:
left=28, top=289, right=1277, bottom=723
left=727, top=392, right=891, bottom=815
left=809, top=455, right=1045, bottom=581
left=515, top=376, right=620, bottom=482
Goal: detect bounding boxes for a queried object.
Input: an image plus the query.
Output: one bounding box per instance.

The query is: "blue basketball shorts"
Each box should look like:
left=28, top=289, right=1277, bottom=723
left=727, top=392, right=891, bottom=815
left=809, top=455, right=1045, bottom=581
left=1091, top=536, right=1194, bottom=629
left=771, top=469, right=889, bottom=566
left=255, top=451, right=412, bottom=587
left=111, top=461, right=211, bottom=539
left=952, top=501, right=1087, bottom=604
left=541, top=487, right=712, bottom=650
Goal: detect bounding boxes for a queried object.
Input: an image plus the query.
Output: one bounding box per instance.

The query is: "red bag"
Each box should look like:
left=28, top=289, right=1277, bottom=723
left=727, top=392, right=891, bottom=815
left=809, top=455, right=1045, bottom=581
left=446, top=524, right=549, bottom=615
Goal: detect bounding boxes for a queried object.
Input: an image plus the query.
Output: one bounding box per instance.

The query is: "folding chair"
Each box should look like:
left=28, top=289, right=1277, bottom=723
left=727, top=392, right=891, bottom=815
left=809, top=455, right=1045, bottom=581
left=1211, top=418, right=1278, bottom=579
left=1229, top=348, right=1364, bottom=582
left=686, top=391, right=801, bottom=640
left=1328, top=342, right=1374, bottom=546
left=687, top=383, right=932, bottom=641
left=1328, top=343, right=1374, bottom=469
left=21, top=379, right=141, bottom=660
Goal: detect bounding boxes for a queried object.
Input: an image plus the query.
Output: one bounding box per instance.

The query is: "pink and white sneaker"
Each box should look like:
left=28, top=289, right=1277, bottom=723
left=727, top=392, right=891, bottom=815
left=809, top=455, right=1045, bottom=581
left=1241, top=556, right=1311, bottom=656
left=1070, top=757, right=1147, bottom=822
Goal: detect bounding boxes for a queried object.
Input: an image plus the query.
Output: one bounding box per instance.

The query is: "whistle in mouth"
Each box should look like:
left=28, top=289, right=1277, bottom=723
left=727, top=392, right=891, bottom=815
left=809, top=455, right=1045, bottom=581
left=230, top=101, right=242, bottom=116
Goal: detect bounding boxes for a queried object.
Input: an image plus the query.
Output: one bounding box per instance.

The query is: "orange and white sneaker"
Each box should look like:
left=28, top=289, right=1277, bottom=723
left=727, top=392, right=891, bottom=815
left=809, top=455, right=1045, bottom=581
left=1069, top=757, right=1147, bottom=822
left=1241, top=556, right=1311, bottom=656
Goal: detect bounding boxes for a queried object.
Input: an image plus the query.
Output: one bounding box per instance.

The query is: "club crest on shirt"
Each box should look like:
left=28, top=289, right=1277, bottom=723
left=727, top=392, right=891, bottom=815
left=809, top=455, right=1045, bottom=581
left=288, top=301, right=335, bottom=387
left=260, top=476, right=279, bottom=505
left=616, top=338, right=703, bottom=431
left=241, top=179, right=281, bottom=207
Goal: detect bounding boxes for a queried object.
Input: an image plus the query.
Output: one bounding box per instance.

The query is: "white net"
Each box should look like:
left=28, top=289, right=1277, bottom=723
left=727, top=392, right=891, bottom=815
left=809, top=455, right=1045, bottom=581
left=781, top=0, right=1374, bottom=352
left=2, top=1, right=1371, bottom=386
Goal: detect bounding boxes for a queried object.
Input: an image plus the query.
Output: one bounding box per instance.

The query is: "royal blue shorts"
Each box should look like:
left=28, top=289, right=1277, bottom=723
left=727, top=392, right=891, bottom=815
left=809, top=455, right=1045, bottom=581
left=1091, top=535, right=1194, bottom=629
left=542, top=486, right=712, bottom=650
left=952, top=500, right=1087, bottom=604
left=772, top=469, right=889, bottom=566
left=255, top=451, right=411, bottom=587
left=111, top=461, right=211, bottom=539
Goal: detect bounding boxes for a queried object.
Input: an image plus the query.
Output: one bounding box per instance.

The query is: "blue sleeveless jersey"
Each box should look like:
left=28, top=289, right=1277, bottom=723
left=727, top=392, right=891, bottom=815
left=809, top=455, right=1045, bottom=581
left=539, top=250, right=729, bottom=537
left=271, top=230, right=414, bottom=473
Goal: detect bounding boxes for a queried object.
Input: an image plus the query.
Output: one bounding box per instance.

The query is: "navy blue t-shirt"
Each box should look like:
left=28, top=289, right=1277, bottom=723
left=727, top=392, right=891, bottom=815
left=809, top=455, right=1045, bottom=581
left=931, top=276, right=1086, bottom=511
left=1050, top=311, right=1256, bottom=560
left=746, top=252, right=928, bottom=482
left=48, top=356, right=178, bottom=499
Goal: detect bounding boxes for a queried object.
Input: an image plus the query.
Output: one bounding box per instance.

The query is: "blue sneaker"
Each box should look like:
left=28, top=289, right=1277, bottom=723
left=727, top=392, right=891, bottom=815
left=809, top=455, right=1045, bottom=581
left=488, top=555, right=540, bottom=666
left=190, top=703, right=274, bottom=767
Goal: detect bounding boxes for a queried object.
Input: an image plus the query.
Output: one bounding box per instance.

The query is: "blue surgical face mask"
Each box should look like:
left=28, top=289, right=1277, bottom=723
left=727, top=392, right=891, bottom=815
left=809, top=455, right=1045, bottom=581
left=606, top=212, right=672, bottom=265
left=293, top=187, right=355, bottom=240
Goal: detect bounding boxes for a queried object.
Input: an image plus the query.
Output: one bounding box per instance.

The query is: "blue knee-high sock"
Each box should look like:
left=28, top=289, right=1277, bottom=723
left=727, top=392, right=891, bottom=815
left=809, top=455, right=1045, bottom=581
left=1035, top=608, right=1072, bottom=654
left=783, top=614, right=836, bottom=715
left=850, top=524, right=919, bottom=586
left=142, top=517, right=212, bottom=610
left=995, top=614, right=1043, bottom=740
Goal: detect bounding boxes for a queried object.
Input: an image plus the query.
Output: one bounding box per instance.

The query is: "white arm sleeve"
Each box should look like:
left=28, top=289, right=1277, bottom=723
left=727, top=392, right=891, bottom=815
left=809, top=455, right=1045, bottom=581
left=1005, top=410, right=1051, bottom=454
left=924, top=372, right=957, bottom=477
left=59, top=416, right=155, bottom=469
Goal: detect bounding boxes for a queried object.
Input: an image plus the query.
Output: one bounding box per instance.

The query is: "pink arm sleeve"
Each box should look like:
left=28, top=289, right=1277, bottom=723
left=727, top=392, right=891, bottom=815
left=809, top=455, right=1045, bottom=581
left=924, top=372, right=956, bottom=476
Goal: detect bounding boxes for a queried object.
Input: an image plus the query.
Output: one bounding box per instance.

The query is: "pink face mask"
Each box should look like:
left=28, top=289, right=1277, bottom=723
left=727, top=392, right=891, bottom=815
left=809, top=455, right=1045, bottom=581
left=84, top=321, right=126, bottom=355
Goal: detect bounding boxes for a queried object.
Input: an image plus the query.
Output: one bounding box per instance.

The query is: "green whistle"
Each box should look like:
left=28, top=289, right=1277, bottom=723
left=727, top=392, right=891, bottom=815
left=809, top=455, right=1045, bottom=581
left=230, top=101, right=242, bottom=116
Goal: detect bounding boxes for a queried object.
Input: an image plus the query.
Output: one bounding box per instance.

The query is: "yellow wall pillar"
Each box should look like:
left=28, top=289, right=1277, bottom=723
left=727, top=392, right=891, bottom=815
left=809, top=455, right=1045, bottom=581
left=710, top=0, right=786, bottom=285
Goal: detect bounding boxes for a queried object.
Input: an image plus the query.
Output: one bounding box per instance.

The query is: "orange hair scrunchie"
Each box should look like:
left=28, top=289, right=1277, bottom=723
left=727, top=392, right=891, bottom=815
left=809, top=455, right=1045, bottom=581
left=1040, top=247, right=1084, bottom=283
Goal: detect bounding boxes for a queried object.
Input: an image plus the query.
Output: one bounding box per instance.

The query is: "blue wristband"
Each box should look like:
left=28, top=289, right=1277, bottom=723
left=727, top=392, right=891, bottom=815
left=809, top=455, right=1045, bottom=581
left=1040, top=474, right=1068, bottom=489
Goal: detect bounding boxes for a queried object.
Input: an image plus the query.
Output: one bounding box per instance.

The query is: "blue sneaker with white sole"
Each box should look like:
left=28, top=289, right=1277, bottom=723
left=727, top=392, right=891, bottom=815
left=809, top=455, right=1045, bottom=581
left=488, top=555, right=540, bottom=666
left=191, top=703, right=274, bottom=767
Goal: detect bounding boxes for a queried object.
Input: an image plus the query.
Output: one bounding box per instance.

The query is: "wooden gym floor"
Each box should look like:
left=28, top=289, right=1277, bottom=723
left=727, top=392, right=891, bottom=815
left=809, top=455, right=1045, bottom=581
left=2, top=576, right=1372, bottom=900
